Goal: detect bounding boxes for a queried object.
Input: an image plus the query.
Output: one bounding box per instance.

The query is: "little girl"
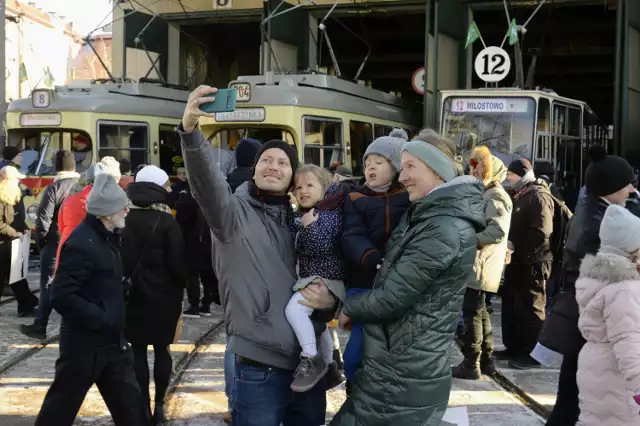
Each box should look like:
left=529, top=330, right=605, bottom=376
left=575, top=205, right=640, bottom=425
left=286, top=164, right=346, bottom=393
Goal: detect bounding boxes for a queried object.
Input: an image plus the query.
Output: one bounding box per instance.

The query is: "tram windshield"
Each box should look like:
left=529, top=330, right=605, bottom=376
left=441, top=96, right=536, bottom=165
left=7, top=128, right=93, bottom=175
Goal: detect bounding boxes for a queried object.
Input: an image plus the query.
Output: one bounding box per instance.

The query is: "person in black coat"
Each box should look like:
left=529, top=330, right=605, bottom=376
left=35, top=172, right=150, bottom=426
left=497, top=159, right=554, bottom=370
left=226, top=138, right=261, bottom=193
left=545, top=146, right=635, bottom=426
left=121, top=165, right=187, bottom=425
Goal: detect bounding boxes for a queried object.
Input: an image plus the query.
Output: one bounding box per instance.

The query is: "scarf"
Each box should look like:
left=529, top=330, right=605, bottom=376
left=248, top=182, right=291, bottom=206
left=365, top=181, right=392, bottom=193
left=129, top=202, right=172, bottom=214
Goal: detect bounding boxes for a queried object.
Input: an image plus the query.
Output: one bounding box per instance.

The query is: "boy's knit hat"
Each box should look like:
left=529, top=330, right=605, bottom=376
left=363, top=128, right=408, bottom=173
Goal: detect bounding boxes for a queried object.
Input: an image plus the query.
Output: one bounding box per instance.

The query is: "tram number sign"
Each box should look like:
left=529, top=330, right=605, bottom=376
left=213, top=0, right=232, bottom=9
left=474, top=46, right=511, bottom=83
left=231, top=83, right=251, bottom=102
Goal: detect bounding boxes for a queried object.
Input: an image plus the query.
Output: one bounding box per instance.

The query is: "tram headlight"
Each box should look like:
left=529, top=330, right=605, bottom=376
left=27, top=205, right=38, bottom=222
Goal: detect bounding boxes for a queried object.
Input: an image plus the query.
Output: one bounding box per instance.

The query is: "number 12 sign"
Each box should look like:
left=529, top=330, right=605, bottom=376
left=474, top=46, right=511, bottom=83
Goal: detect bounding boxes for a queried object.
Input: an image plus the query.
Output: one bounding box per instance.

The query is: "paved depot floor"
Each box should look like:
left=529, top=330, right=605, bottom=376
left=0, top=273, right=555, bottom=425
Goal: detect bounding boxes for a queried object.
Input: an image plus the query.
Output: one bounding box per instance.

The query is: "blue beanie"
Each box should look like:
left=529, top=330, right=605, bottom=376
left=363, top=129, right=408, bottom=173
left=235, top=138, right=262, bottom=168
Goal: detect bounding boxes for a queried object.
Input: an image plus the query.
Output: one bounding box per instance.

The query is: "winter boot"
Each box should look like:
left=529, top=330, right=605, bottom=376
left=451, top=358, right=481, bottom=380
left=325, top=361, right=346, bottom=390
left=480, top=353, right=497, bottom=376
left=19, top=322, right=46, bottom=340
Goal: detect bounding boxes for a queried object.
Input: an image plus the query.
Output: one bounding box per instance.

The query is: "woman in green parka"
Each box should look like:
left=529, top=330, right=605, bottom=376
left=331, top=129, right=486, bottom=426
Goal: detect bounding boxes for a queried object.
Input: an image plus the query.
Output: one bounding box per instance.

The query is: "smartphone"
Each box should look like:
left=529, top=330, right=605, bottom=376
left=199, top=88, right=237, bottom=113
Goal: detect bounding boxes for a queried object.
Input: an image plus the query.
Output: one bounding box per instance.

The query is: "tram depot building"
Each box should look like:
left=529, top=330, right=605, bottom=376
left=112, top=0, right=640, bottom=164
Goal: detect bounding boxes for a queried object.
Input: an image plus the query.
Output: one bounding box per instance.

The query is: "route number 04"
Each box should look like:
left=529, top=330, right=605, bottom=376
left=474, top=46, right=511, bottom=83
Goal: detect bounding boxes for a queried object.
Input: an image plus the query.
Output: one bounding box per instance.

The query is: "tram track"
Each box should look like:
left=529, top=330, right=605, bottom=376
left=453, top=340, right=551, bottom=421
left=166, top=319, right=226, bottom=419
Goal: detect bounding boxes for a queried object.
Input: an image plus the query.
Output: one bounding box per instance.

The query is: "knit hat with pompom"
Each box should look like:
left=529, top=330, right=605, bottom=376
left=363, top=128, right=408, bottom=173
left=585, top=145, right=634, bottom=196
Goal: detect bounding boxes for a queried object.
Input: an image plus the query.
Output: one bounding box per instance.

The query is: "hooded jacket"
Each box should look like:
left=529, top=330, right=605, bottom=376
left=470, top=153, right=513, bottom=293
left=576, top=253, right=640, bottom=426
left=179, top=128, right=300, bottom=371
left=330, top=176, right=485, bottom=426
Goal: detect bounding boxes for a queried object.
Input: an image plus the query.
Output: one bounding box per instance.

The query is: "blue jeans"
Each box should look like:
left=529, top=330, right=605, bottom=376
left=224, top=335, right=235, bottom=410
left=232, top=358, right=326, bottom=426
left=35, top=243, right=56, bottom=327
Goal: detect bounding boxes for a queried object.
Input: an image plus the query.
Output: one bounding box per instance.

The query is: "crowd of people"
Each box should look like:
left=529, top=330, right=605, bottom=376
left=0, top=84, right=638, bottom=425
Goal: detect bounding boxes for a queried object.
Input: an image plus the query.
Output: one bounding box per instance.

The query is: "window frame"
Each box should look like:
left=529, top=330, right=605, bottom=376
left=96, top=120, right=150, bottom=164
left=301, top=115, right=344, bottom=167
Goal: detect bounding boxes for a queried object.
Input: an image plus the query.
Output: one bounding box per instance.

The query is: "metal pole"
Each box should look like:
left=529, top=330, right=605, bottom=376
left=266, top=1, right=272, bottom=72
left=613, top=0, right=625, bottom=156
left=432, top=0, right=439, bottom=128
left=423, top=0, right=432, bottom=128
left=260, top=6, right=265, bottom=74
left=0, top=1, right=6, bottom=149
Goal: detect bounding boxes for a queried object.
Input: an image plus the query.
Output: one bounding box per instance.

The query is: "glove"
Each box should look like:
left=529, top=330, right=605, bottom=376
left=633, top=394, right=640, bottom=406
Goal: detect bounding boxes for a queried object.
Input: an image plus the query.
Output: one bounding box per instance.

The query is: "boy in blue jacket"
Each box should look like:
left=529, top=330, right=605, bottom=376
left=341, top=129, right=411, bottom=394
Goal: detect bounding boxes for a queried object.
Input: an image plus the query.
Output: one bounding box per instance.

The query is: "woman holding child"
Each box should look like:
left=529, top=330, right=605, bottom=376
left=331, top=129, right=485, bottom=426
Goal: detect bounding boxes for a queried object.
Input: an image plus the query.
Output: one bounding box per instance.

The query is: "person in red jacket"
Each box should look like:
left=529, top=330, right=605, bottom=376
left=55, top=157, right=122, bottom=272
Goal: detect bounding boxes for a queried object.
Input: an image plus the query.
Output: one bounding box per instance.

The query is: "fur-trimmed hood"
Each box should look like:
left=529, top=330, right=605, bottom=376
left=471, top=146, right=507, bottom=185
left=577, top=253, right=640, bottom=305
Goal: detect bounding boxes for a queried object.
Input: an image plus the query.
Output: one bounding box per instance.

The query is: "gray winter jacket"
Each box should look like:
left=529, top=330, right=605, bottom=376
left=179, top=128, right=300, bottom=370
left=471, top=157, right=512, bottom=293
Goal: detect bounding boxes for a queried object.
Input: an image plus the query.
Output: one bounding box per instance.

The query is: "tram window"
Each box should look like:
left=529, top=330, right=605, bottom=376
left=303, top=117, right=343, bottom=169
left=98, top=122, right=149, bottom=171
left=568, top=108, right=581, bottom=137
left=6, top=129, right=92, bottom=176
left=374, top=125, right=393, bottom=139
left=209, top=128, right=294, bottom=148
left=350, top=121, right=373, bottom=175
left=442, top=97, right=536, bottom=163
left=537, top=98, right=550, bottom=132
left=159, top=124, right=183, bottom=175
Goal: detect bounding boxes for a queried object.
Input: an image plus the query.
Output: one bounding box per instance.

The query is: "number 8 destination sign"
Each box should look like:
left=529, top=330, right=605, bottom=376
left=474, top=46, right=511, bottom=83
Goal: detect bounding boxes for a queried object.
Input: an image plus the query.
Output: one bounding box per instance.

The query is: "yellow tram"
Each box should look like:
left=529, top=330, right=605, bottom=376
left=199, top=73, right=421, bottom=177
left=4, top=81, right=189, bottom=228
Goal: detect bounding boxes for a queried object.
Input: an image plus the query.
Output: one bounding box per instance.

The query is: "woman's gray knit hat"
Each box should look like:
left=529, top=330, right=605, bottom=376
left=363, top=128, right=408, bottom=173
left=86, top=172, right=129, bottom=217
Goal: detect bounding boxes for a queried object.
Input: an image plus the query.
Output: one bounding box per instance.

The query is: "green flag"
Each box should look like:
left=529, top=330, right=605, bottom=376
left=508, top=19, right=519, bottom=45
left=19, top=62, right=28, bottom=83
left=465, top=22, right=481, bottom=49
left=44, top=66, right=55, bottom=87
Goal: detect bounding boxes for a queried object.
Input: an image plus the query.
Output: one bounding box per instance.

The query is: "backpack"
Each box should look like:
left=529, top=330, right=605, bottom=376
left=547, top=193, right=573, bottom=274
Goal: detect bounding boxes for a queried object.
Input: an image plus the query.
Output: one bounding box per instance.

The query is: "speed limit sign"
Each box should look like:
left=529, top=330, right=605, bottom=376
left=474, top=46, right=511, bottom=83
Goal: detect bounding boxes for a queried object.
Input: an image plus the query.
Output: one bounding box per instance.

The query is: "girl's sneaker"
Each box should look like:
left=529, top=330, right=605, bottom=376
left=199, top=305, right=212, bottom=317
left=290, top=354, right=328, bottom=392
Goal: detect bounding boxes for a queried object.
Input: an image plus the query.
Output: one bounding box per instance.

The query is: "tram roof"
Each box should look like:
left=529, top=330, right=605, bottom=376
left=7, top=82, right=190, bottom=119
left=230, top=74, right=421, bottom=124
left=439, top=88, right=589, bottom=107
